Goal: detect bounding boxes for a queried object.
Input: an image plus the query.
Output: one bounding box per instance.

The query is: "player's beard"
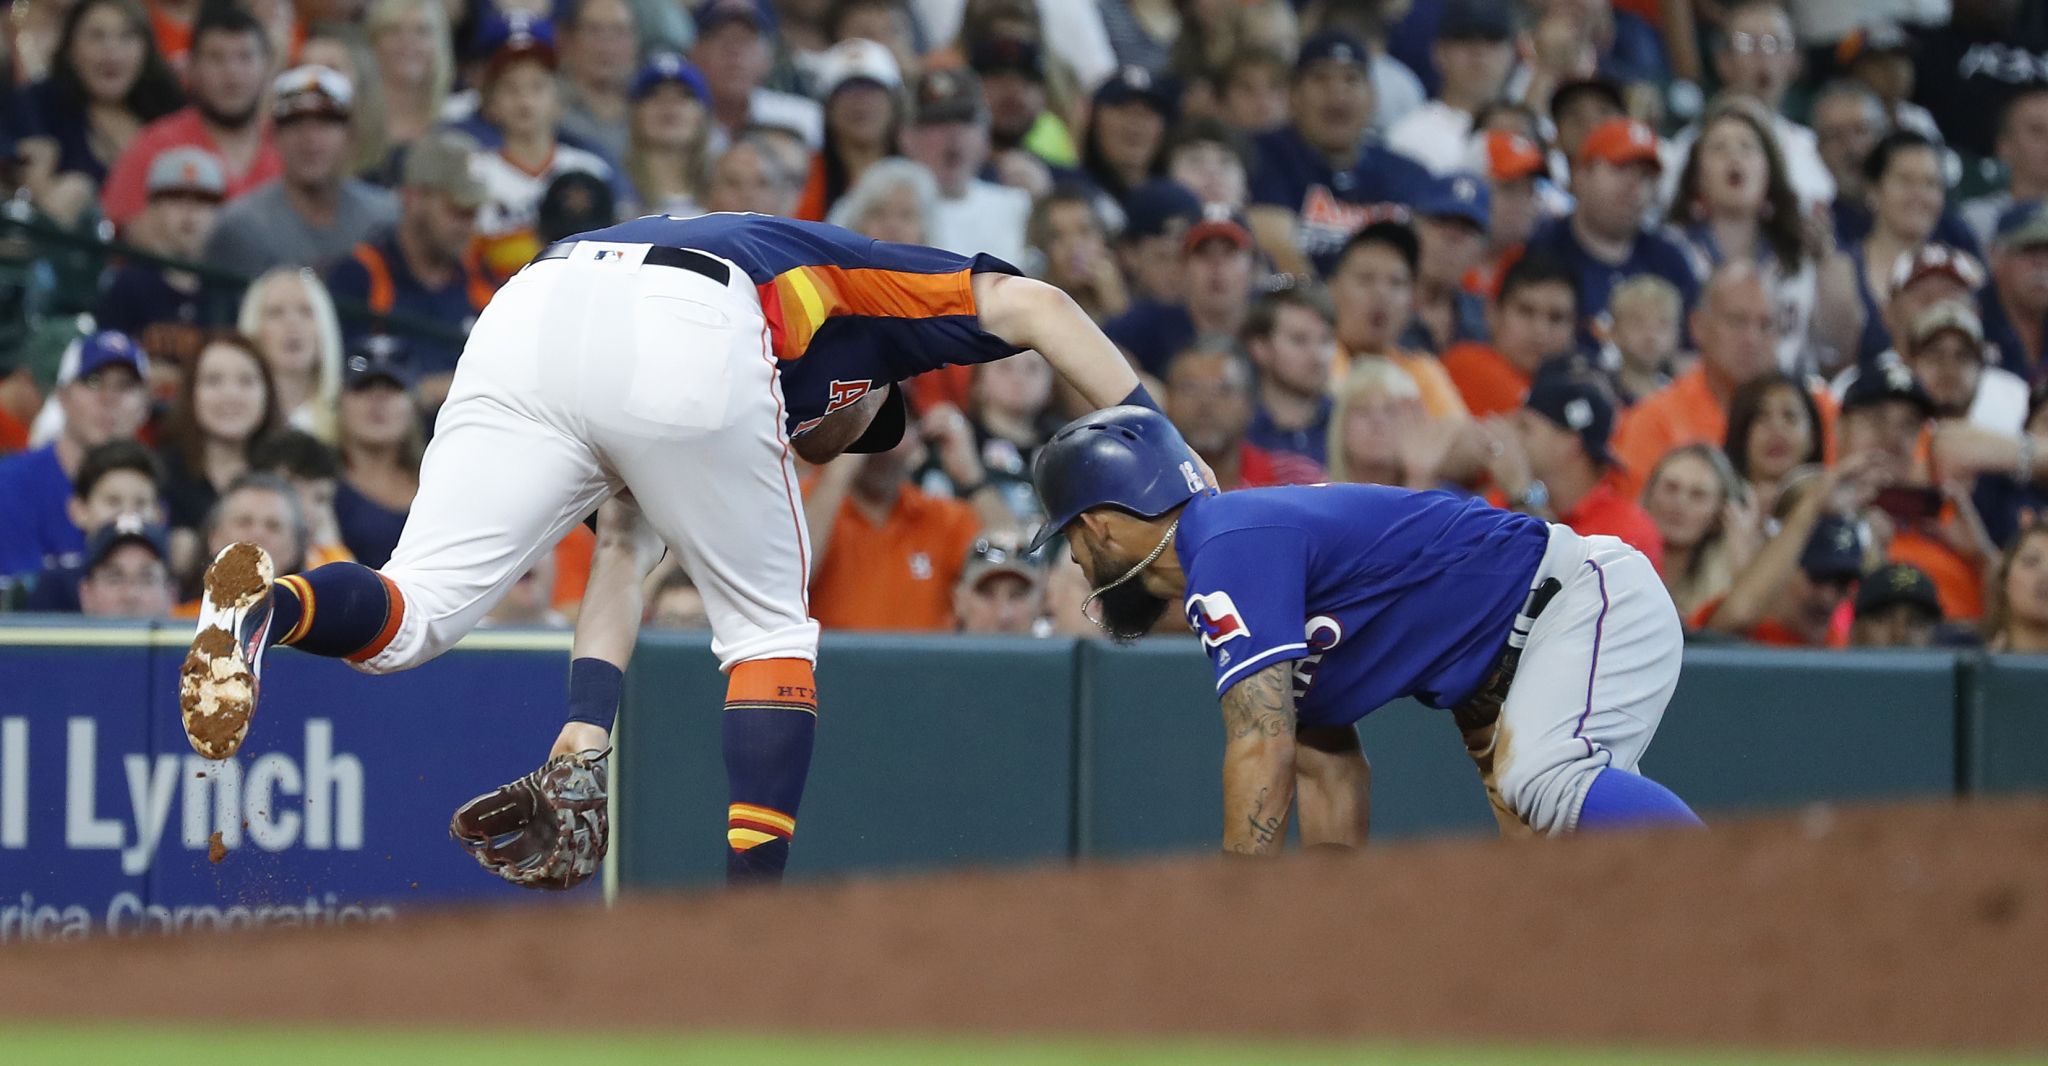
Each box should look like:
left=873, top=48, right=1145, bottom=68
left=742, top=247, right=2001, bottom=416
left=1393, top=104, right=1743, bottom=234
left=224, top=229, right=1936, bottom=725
left=1092, top=578, right=1168, bottom=643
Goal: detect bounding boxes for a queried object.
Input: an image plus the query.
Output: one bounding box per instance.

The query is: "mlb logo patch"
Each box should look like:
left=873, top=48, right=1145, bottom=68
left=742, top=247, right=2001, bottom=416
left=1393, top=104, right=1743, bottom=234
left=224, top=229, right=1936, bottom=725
left=593, top=249, right=622, bottom=261
left=1186, top=591, right=1251, bottom=648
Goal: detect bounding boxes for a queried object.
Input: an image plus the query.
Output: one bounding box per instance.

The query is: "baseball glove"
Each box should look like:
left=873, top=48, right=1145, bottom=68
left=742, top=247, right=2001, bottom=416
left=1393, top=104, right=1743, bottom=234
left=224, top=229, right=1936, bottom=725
left=449, top=749, right=610, bottom=890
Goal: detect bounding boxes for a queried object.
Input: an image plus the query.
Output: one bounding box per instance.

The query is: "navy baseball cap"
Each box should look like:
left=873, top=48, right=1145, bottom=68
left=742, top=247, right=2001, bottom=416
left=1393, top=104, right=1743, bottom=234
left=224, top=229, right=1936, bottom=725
left=1800, top=515, right=1867, bottom=582
left=60, top=330, right=149, bottom=386
left=1417, top=172, right=1491, bottom=230
left=631, top=52, right=709, bottom=103
left=1524, top=364, right=1619, bottom=467
left=1295, top=31, right=1370, bottom=77
left=1093, top=65, right=1176, bottom=119
left=86, top=515, right=170, bottom=571
left=1842, top=361, right=1935, bottom=419
left=1854, top=562, right=1942, bottom=620
left=1121, top=179, right=1202, bottom=240
left=1439, top=0, right=1514, bottom=42
left=1549, top=77, right=1627, bottom=125
left=345, top=336, right=417, bottom=391
left=694, top=0, right=771, bottom=35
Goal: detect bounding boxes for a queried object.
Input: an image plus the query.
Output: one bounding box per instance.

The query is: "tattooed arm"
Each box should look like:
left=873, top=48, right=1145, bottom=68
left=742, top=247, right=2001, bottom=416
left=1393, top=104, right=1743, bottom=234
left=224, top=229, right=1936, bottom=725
left=1220, top=662, right=1300, bottom=857
left=1294, top=724, right=1371, bottom=850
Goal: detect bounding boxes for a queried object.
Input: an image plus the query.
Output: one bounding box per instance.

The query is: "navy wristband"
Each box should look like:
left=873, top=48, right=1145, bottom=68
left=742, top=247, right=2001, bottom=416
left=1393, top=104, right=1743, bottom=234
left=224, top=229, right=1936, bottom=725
left=1120, top=383, right=1162, bottom=413
left=566, top=657, right=625, bottom=732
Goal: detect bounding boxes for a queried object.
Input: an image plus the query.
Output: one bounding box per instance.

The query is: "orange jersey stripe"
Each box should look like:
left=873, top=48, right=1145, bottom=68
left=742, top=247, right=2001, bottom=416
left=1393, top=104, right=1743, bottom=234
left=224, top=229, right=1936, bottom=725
left=725, top=657, right=818, bottom=708
left=758, top=265, right=976, bottom=361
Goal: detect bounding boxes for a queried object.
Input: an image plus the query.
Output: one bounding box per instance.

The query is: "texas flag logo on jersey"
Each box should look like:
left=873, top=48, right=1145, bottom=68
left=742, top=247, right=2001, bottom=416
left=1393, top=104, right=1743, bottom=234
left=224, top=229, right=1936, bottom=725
left=1187, top=591, right=1251, bottom=649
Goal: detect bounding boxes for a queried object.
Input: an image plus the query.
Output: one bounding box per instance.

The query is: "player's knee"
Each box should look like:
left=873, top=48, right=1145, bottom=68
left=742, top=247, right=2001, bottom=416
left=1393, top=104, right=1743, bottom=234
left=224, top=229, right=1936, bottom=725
left=1498, top=751, right=1605, bottom=836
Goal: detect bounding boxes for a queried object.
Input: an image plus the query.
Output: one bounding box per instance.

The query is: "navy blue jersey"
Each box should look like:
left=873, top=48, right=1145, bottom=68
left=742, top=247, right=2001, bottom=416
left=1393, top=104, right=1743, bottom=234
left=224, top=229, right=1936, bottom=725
left=1524, top=217, right=1701, bottom=347
left=1248, top=128, right=1433, bottom=276
left=1174, top=484, right=1549, bottom=722
left=569, top=214, right=1026, bottom=434
left=0, top=445, right=83, bottom=578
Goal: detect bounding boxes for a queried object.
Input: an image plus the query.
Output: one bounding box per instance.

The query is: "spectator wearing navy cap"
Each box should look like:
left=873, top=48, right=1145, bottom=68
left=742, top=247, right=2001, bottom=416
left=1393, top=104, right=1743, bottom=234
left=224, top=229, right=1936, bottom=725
left=1484, top=361, right=1665, bottom=570
left=620, top=53, right=713, bottom=215
left=1839, top=361, right=1995, bottom=622
left=1403, top=172, right=1493, bottom=355
left=1523, top=116, right=1701, bottom=345
left=1385, top=0, right=1516, bottom=177
left=691, top=0, right=823, bottom=149
left=466, top=13, right=620, bottom=280
left=1245, top=31, right=1432, bottom=278
left=1111, top=178, right=1201, bottom=306
left=899, top=67, right=1032, bottom=267
left=793, top=37, right=903, bottom=221
left=95, top=148, right=229, bottom=380
left=1699, top=481, right=1868, bottom=649
left=1105, top=207, right=1246, bottom=377
left=1850, top=562, right=1946, bottom=647
left=1980, top=201, right=2048, bottom=383
left=1080, top=65, right=1174, bottom=210
left=556, top=0, right=644, bottom=164
left=76, top=516, right=175, bottom=619
left=0, top=331, right=152, bottom=581
left=333, top=337, right=424, bottom=569
left=206, top=65, right=399, bottom=277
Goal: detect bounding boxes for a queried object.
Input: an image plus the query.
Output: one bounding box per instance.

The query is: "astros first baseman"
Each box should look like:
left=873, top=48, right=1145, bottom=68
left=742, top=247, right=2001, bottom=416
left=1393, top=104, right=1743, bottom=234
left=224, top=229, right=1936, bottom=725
left=1028, top=406, right=1703, bottom=850
left=179, top=212, right=1159, bottom=889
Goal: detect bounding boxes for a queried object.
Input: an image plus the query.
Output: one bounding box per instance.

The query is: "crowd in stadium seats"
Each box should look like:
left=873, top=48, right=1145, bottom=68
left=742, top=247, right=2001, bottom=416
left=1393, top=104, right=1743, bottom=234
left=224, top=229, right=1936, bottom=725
left=2, top=0, right=2047, bottom=652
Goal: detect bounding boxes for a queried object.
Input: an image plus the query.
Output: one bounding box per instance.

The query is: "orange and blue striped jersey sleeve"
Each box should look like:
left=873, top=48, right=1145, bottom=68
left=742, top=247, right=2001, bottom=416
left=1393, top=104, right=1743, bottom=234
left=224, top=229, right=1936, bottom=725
left=567, top=213, right=1027, bottom=431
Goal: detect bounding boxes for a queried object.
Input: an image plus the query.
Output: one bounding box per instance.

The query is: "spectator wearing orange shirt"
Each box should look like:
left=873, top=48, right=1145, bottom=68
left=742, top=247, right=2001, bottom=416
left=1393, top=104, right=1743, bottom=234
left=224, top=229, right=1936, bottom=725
left=1441, top=254, right=1580, bottom=418
left=1327, top=219, right=1471, bottom=421
left=1695, top=466, right=1874, bottom=647
left=1613, top=261, right=1834, bottom=496
left=806, top=409, right=1009, bottom=632
left=1165, top=346, right=1326, bottom=491
left=1839, top=359, right=1998, bottom=622
left=1481, top=363, right=1664, bottom=570
left=100, top=6, right=280, bottom=232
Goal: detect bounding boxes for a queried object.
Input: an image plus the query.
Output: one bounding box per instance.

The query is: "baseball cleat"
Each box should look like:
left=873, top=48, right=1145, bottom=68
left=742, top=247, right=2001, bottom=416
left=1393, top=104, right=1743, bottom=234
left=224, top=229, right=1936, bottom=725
left=180, top=542, right=276, bottom=760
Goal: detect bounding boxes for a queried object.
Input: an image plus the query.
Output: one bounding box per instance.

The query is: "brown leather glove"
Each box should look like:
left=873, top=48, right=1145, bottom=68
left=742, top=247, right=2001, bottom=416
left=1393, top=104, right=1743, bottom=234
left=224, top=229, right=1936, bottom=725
left=449, top=750, right=610, bottom=890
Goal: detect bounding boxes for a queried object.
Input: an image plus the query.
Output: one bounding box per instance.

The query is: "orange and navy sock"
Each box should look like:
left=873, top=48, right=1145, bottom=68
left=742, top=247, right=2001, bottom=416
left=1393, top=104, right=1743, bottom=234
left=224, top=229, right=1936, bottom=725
left=268, top=563, right=406, bottom=662
left=722, top=658, right=818, bottom=885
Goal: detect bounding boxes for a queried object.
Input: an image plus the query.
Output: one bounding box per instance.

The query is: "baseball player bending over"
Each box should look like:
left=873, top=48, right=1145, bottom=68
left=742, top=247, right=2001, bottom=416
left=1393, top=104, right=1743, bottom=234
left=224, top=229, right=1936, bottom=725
left=1028, top=407, right=1701, bottom=850
left=179, top=214, right=1163, bottom=889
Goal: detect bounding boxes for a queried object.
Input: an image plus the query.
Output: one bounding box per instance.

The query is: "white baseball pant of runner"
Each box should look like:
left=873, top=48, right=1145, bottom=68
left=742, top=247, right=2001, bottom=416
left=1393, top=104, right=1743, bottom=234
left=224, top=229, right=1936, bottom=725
left=353, top=240, right=820, bottom=674
left=1492, top=523, right=1685, bottom=834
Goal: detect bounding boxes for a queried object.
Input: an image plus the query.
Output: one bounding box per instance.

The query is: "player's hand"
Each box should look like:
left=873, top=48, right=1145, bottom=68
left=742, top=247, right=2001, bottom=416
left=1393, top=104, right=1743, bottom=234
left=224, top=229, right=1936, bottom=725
left=551, top=721, right=610, bottom=759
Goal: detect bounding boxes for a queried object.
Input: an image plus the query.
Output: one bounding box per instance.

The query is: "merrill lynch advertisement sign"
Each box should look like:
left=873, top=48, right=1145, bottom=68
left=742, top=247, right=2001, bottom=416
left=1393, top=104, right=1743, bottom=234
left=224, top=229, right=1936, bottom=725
left=0, top=628, right=589, bottom=940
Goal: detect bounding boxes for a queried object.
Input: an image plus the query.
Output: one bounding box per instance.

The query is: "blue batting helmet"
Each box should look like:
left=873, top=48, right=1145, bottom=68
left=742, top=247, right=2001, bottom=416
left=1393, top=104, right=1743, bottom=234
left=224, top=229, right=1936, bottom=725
left=1028, top=406, right=1210, bottom=552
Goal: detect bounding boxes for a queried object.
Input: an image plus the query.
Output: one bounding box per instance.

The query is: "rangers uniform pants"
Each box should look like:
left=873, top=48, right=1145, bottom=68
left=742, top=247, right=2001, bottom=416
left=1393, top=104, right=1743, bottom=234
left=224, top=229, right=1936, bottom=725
left=1489, top=524, right=1685, bottom=834
left=356, top=241, right=819, bottom=674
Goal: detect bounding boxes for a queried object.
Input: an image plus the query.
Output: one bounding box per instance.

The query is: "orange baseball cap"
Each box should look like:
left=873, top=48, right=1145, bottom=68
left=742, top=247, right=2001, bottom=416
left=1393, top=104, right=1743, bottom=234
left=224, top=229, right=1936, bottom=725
left=1577, top=117, right=1661, bottom=172
left=1480, top=130, right=1546, bottom=183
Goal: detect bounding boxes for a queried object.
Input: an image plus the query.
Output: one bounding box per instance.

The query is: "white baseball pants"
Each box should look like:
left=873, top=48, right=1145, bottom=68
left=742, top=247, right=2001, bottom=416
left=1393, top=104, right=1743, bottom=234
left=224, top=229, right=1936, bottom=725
left=357, top=241, right=819, bottom=674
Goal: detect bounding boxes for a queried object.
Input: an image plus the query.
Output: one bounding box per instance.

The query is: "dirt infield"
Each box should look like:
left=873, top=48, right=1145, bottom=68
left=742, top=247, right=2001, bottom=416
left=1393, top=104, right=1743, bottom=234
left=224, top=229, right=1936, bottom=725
left=2, top=798, right=2044, bottom=1052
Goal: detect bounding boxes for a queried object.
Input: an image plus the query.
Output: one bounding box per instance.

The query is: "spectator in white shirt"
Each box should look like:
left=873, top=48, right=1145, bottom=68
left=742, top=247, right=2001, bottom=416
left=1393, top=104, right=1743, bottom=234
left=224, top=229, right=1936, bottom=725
left=897, top=67, right=1032, bottom=267
left=1387, top=0, right=1517, bottom=176
left=1658, top=1, right=1834, bottom=212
